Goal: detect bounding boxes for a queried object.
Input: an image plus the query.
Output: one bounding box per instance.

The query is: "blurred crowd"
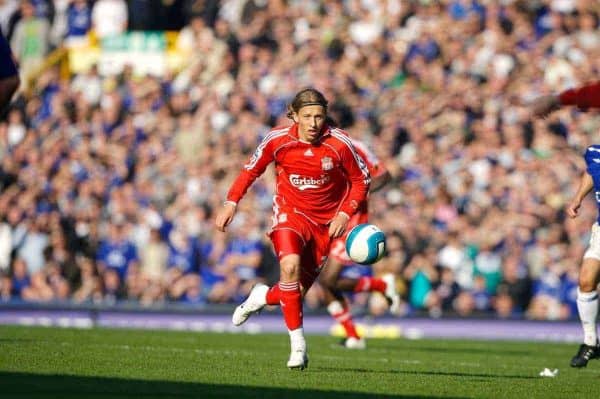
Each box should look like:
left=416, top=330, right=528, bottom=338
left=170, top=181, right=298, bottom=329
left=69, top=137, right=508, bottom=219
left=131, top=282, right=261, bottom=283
left=1, top=0, right=600, bottom=320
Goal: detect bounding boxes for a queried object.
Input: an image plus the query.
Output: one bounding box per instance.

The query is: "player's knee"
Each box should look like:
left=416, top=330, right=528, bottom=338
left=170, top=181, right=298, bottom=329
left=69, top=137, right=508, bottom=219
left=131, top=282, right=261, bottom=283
left=579, top=263, right=600, bottom=291
left=579, top=278, right=597, bottom=292
left=280, top=255, right=300, bottom=281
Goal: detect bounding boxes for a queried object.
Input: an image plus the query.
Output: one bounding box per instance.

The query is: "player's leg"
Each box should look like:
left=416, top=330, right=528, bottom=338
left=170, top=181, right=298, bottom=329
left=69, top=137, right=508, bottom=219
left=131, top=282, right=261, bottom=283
left=571, top=256, right=600, bottom=367
left=334, top=271, right=401, bottom=314
left=272, top=228, right=309, bottom=369
left=330, top=213, right=401, bottom=314
left=320, top=254, right=364, bottom=348
left=232, top=226, right=308, bottom=369
left=231, top=227, right=303, bottom=327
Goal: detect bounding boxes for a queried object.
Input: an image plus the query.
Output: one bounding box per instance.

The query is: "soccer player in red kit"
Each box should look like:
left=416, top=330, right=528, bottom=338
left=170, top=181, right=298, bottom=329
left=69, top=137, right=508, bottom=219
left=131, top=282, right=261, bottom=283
left=320, top=138, right=398, bottom=350
left=531, top=81, right=600, bottom=367
left=215, top=88, right=370, bottom=369
left=531, top=81, right=600, bottom=117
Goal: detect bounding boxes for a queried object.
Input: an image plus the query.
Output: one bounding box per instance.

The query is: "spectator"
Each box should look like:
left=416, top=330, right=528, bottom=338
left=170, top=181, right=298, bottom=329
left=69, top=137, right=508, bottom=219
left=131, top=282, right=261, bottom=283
left=96, top=220, right=138, bottom=302
left=10, top=1, right=49, bottom=82
left=0, top=0, right=598, bottom=324
left=91, top=0, right=127, bottom=39
left=0, top=1, right=19, bottom=36
left=65, top=0, right=92, bottom=44
left=494, top=253, right=532, bottom=317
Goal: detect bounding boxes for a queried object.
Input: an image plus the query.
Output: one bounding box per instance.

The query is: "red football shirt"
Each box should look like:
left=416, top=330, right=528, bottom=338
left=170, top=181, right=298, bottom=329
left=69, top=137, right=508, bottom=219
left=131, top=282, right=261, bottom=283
left=227, top=124, right=371, bottom=225
left=350, top=138, right=387, bottom=215
left=351, top=138, right=386, bottom=180
left=559, top=81, right=600, bottom=109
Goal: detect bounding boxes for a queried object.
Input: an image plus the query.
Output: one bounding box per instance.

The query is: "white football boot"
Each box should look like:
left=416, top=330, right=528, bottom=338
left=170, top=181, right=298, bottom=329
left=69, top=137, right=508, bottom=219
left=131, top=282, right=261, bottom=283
left=382, top=273, right=402, bottom=315
left=232, top=283, right=268, bottom=326
left=287, top=328, right=308, bottom=370
left=344, top=337, right=367, bottom=350
left=287, top=348, right=308, bottom=370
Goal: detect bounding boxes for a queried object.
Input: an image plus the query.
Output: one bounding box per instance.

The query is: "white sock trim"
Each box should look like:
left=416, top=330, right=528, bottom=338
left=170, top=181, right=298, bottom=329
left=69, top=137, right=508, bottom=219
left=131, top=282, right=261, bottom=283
left=327, top=300, right=344, bottom=315
left=578, top=288, right=599, bottom=301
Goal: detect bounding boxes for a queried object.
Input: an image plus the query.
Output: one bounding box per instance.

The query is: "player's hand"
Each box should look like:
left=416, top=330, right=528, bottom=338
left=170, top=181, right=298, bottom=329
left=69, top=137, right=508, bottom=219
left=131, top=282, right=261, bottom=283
left=215, top=202, right=237, bottom=232
left=530, top=95, right=561, bottom=118
left=566, top=200, right=582, bottom=218
left=329, top=212, right=350, bottom=239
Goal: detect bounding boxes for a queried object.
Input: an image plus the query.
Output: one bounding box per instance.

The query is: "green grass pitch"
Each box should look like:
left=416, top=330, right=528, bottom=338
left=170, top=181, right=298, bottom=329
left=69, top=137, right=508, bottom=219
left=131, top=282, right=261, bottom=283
left=1, top=325, right=598, bottom=398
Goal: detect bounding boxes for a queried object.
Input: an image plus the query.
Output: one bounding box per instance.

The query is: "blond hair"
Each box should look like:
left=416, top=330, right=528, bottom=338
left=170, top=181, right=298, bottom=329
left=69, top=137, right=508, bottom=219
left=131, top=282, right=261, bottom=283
left=286, top=88, right=328, bottom=119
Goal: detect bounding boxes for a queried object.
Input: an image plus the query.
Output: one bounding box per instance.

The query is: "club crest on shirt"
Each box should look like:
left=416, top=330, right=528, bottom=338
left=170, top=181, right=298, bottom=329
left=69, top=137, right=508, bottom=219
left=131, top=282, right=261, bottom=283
left=321, top=156, right=333, bottom=171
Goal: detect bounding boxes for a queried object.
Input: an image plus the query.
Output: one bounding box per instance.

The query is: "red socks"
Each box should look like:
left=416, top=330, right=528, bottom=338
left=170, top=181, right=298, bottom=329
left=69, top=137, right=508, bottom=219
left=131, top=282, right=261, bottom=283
left=278, top=281, right=302, bottom=331
left=354, top=276, right=386, bottom=293
left=327, top=301, right=359, bottom=339
left=265, top=284, right=281, bottom=305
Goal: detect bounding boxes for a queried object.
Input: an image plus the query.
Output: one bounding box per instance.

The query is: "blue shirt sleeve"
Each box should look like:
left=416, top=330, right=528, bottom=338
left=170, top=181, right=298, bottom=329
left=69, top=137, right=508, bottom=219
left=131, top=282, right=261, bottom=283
left=585, top=146, right=600, bottom=176
left=0, top=32, right=18, bottom=79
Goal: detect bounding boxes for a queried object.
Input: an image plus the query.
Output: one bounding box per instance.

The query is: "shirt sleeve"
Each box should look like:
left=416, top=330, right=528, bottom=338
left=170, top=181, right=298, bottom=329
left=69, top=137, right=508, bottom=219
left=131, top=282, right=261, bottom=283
left=585, top=146, right=600, bottom=176
left=338, top=138, right=371, bottom=217
left=559, top=82, right=600, bottom=110
left=353, top=140, right=386, bottom=179
left=226, top=134, right=275, bottom=204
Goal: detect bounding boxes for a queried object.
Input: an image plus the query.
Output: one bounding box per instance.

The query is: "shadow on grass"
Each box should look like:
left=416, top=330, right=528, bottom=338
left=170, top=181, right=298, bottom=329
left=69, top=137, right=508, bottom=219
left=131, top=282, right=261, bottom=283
left=0, top=372, right=468, bottom=399
left=316, top=367, right=536, bottom=380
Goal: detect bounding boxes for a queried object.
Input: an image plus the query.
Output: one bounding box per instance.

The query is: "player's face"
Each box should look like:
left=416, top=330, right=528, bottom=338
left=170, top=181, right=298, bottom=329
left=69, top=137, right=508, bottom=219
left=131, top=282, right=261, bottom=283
left=294, top=105, right=326, bottom=143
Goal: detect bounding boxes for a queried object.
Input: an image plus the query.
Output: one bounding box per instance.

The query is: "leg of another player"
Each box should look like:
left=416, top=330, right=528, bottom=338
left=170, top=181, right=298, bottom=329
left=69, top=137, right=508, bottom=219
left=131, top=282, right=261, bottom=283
left=571, top=257, right=600, bottom=368
left=320, top=258, right=363, bottom=348
left=335, top=272, right=401, bottom=314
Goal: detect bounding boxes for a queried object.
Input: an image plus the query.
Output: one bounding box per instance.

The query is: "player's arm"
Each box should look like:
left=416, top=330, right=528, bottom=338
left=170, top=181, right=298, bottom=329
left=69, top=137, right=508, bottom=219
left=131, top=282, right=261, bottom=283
left=567, top=171, right=593, bottom=219
left=215, top=135, right=275, bottom=232
left=352, top=139, right=390, bottom=193
left=330, top=139, right=371, bottom=238
left=370, top=167, right=391, bottom=192
left=532, top=81, right=600, bottom=117
left=0, top=32, right=19, bottom=113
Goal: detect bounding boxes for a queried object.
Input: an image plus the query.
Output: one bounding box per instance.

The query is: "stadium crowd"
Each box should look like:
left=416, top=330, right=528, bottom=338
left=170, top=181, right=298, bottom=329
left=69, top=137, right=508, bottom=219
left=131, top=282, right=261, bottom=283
left=1, top=0, right=600, bottom=321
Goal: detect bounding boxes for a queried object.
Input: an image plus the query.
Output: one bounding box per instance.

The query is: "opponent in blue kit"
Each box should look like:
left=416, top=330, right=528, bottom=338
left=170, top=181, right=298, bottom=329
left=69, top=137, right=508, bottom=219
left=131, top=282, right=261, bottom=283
left=0, top=31, right=19, bottom=112
left=565, top=145, right=600, bottom=367
left=532, top=83, right=600, bottom=367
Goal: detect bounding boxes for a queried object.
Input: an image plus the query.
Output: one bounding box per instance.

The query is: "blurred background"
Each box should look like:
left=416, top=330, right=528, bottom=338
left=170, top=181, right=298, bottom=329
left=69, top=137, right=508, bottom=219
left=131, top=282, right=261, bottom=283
left=1, top=0, right=599, bottom=325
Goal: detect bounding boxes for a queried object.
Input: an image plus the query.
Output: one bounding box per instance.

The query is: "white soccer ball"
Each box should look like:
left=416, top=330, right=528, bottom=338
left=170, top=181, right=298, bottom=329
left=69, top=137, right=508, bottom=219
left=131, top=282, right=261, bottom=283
left=345, top=223, right=386, bottom=265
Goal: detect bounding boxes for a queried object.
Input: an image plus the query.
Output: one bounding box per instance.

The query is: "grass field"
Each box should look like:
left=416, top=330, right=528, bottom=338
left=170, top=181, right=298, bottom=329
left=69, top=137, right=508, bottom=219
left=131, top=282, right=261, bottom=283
left=1, top=325, right=598, bottom=398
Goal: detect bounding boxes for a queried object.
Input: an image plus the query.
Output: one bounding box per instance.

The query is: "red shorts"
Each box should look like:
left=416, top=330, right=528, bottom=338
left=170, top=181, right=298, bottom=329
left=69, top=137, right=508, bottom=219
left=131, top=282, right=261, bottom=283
left=269, top=209, right=331, bottom=290
left=329, top=211, right=368, bottom=265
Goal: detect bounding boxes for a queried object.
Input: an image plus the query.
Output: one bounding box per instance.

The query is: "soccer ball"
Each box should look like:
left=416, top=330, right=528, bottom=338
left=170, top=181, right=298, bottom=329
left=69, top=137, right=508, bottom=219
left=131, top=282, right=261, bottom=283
left=345, top=223, right=386, bottom=264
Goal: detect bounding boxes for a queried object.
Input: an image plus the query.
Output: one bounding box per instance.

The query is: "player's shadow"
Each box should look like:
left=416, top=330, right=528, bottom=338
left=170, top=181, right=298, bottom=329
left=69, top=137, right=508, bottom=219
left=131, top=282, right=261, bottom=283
left=0, top=372, right=468, bottom=399
left=316, top=367, right=536, bottom=380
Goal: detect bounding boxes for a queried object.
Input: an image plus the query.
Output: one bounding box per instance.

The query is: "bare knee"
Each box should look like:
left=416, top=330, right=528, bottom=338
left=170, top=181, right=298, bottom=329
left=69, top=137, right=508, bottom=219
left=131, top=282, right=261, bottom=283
left=579, top=277, right=598, bottom=292
left=579, top=259, right=600, bottom=292
left=280, top=254, right=301, bottom=282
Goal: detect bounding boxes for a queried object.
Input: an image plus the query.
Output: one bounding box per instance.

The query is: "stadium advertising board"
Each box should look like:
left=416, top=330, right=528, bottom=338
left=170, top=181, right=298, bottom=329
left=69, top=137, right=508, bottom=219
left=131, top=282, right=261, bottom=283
left=68, top=31, right=185, bottom=76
